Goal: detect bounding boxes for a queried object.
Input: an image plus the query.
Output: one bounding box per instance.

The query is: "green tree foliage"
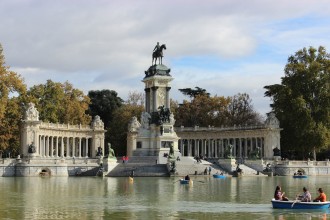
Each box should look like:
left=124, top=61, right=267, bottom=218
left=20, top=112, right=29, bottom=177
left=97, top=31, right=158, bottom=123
left=0, top=44, right=27, bottom=155
left=108, top=91, right=144, bottom=156
left=88, top=90, right=123, bottom=129
left=178, top=87, right=210, bottom=98
left=264, top=46, right=330, bottom=160
left=27, top=80, right=91, bottom=125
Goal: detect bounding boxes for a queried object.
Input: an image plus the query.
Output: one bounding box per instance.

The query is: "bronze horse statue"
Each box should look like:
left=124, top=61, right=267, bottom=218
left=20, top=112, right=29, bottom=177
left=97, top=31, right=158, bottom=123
left=152, top=44, right=166, bottom=65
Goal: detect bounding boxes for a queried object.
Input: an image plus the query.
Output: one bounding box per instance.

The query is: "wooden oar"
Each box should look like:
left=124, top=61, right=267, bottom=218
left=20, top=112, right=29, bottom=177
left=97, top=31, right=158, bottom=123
left=291, top=195, right=299, bottom=208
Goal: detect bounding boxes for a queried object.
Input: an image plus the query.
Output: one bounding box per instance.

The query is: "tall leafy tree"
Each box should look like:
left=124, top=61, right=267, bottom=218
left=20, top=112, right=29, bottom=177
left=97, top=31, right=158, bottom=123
left=27, top=80, right=91, bottom=125
left=106, top=91, right=144, bottom=155
left=176, top=88, right=262, bottom=127
left=88, top=90, right=123, bottom=129
left=264, top=46, right=330, bottom=160
left=178, top=87, right=210, bottom=98
left=0, top=44, right=27, bottom=155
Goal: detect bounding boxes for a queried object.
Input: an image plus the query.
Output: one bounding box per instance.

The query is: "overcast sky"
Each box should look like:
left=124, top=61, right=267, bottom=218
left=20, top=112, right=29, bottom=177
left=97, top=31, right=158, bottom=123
left=1, top=0, right=330, bottom=116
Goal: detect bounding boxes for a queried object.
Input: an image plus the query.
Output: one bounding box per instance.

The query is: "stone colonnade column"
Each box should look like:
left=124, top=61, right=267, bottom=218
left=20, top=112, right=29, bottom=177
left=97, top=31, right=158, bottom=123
left=177, top=134, right=266, bottom=159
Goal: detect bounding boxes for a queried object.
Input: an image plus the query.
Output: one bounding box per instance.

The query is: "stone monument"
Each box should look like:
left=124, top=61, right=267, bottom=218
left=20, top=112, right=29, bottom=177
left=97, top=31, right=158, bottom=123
left=127, top=43, right=180, bottom=162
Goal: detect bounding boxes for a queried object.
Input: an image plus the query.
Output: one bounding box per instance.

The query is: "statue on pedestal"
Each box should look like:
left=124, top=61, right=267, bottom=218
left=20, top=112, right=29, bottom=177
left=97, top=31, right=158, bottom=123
left=273, top=147, right=281, bottom=157
left=152, top=42, right=167, bottom=65
left=28, top=142, right=36, bottom=154
left=107, top=143, right=115, bottom=158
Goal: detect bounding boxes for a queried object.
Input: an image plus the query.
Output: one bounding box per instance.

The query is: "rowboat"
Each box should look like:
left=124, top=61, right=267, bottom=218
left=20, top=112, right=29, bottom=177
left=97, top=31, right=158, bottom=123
left=293, top=175, right=308, bottom=179
left=271, top=199, right=330, bottom=209
left=213, top=174, right=226, bottom=179
left=180, top=179, right=193, bottom=185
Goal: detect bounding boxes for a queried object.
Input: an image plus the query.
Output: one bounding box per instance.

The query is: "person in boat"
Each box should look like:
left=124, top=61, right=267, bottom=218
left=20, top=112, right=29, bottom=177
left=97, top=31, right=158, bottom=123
left=313, top=188, right=327, bottom=202
left=184, top=175, right=190, bottom=181
left=298, top=187, right=312, bottom=202
left=274, top=186, right=289, bottom=201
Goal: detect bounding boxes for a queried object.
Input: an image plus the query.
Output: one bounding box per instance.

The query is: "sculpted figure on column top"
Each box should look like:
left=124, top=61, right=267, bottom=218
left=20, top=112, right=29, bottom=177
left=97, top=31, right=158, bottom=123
left=24, top=102, right=39, bottom=121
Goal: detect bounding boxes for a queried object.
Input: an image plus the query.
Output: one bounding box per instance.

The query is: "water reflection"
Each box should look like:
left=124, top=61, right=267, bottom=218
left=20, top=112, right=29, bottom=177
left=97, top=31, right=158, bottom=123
left=1, top=176, right=330, bottom=219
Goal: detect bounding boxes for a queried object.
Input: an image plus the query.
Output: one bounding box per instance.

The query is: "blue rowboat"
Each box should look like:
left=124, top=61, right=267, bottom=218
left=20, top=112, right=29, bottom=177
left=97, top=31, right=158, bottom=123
left=180, top=179, right=193, bottom=184
left=271, top=199, right=330, bottom=209
left=293, top=175, right=308, bottom=179
left=213, top=174, right=226, bottom=179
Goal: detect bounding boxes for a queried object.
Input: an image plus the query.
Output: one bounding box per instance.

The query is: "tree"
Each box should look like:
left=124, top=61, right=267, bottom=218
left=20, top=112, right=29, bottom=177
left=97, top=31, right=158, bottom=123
left=27, top=80, right=91, bottom=125
left=176, top=88, right=262, bottom=127
left=0, top=44, right=27, bottom=155
left=126, top=91, right=144, bottom=106
left=88, top=90, right=123, bottom=129
left=264, top=46, right=330, bottom=160
left=226, top=93, right=263, bottom=126
left=178, top=87, right=210, bottom=98
left=109, top=103, right=144, bottom=156
left=107, top=92, right=144, bottom=156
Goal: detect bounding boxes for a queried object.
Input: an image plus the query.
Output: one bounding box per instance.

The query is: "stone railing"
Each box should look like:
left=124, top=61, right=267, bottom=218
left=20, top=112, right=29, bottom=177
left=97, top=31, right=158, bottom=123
left=175, top=124, right=268, bottom=132
left=40, top=122, right=91, bottom=130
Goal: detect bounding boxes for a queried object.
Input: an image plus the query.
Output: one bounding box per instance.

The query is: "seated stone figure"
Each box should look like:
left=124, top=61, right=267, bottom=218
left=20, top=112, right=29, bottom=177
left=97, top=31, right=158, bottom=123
left=28, top=143, right=36, bottom=154
left=107, top=143, right=115, bottom=158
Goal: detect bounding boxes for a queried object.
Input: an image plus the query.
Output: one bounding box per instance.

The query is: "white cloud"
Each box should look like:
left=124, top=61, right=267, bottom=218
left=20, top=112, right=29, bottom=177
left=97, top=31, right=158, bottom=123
left=1, top=0, right=330, bottom=116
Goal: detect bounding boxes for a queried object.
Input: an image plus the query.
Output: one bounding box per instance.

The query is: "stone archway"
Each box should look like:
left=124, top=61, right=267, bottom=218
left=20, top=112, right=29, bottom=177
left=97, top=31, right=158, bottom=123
left=39, top=167, right=52, bottom=177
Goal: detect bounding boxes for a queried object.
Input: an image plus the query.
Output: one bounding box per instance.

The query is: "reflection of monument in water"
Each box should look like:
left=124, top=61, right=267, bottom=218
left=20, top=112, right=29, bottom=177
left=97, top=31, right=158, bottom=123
left=127, top=42, right=180, bottom=161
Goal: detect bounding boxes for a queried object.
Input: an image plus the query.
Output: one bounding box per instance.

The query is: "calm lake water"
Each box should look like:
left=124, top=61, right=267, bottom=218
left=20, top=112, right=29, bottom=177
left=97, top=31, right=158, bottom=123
left=1, top=176, right=330, bottom=220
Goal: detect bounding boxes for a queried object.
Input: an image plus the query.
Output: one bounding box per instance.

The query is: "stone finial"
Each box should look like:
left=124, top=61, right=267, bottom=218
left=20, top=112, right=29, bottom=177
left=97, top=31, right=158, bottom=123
left=91, top=115, right=104, bottom=129
left=265, top=112, right=279, bottom=128
left=24, top=102, right=39, bottom=121
left=140, top=112, right=151, bottom=129
left=128, top=116, right=141, bottom=132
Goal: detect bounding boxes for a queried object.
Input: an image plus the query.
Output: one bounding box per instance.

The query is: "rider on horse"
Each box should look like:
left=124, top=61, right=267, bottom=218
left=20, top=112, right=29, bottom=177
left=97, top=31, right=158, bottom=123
left=152, top=42, right=166, bottom=65
left=153, top=42, right=163, bottom=57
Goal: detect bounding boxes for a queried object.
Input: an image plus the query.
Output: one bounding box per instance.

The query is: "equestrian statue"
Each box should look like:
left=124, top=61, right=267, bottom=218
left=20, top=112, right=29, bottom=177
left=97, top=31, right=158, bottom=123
left=152, top=42, right=166, bottom=65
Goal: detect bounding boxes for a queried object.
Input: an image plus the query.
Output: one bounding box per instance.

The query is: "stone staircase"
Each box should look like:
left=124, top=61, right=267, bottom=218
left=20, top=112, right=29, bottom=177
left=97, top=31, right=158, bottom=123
left=174, top=157, right=228, bottom=176
left=107, top=156, right=169, bottom=177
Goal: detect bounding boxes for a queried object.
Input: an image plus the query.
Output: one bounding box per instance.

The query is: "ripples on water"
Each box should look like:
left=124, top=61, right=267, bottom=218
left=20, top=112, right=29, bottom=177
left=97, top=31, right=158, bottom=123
left=1, top=176, right=330, bottom=219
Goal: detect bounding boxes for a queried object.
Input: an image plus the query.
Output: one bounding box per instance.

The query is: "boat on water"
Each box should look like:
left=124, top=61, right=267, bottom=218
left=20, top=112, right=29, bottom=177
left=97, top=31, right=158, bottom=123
left=293, top=169, right=307, bottom=178
left=271, top=199, right=330, bottom=209
left=180, top=179, right=193, bottom=184
left=293, top=175, right=308, bottom=179
left=213, top=174, right=226, bottom=179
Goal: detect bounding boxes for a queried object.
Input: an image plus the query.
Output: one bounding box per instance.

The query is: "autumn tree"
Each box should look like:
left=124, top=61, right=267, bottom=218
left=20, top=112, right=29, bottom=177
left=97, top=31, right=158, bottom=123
left=226, top=93, right=263, bottom=126
left=175, top=88, right=262, bottom=127
left=27, top=80, right=91, bottom=125
left=0, top=44, right=27, bottom=156
left=264, top=46, right=330, bottom=160
left=174, top=94, right=230, bottom=127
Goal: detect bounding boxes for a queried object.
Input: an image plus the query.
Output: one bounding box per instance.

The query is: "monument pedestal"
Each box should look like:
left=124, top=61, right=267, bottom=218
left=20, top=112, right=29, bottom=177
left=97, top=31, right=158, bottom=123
left=103, top=157, right=118, bottom=172
left=218, top=158, right=237, bottom=172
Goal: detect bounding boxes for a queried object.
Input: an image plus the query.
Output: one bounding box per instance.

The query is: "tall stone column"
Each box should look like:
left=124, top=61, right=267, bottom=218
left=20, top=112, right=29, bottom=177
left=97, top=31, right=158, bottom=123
left=79, top=138, right=82, bottom=158
left=166, top=87, right=171, bottom=108
left=145, top=88, right=150, bottom=113
left=72, top=137, right=76, bottom=157
left=66, top=137, right=70, bottom=157
left=85, top=138, right=89, bottom=157
left=151, top=86, right=158, bottom=112
left=42, top=136, right=46, bottom=157
left=50, top=136, right=54, bottom=157
left=61, top=137, right=64, bottom=157
left=55, top=136, right=59, bottom=157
